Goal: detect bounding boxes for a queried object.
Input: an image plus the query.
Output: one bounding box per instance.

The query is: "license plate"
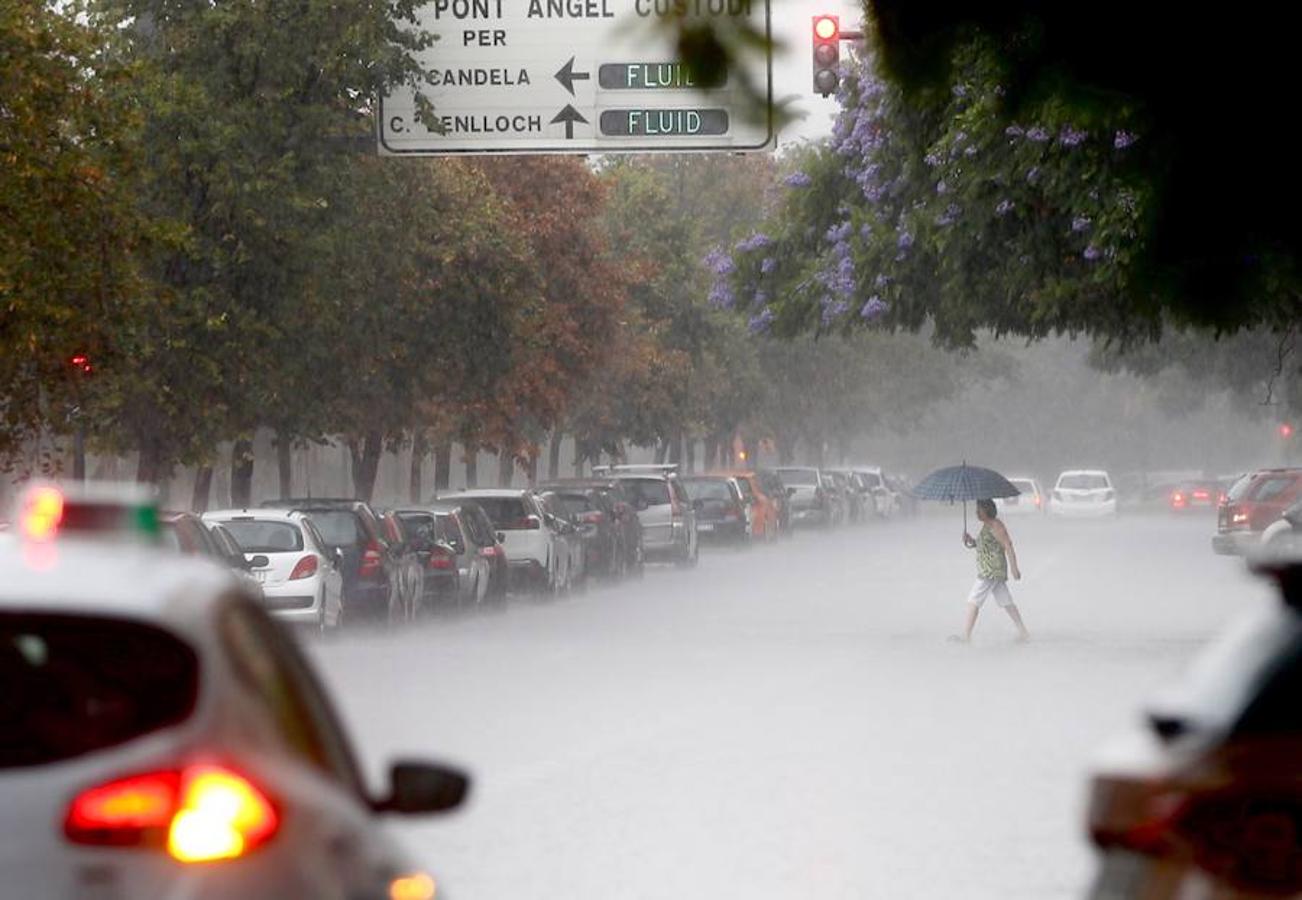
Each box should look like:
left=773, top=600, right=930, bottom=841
left=698, top=523, right=714, bottom=532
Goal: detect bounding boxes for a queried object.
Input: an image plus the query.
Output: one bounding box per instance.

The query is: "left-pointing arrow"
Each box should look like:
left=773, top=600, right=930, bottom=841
left=555, top=57, right=591, bottom=96
left=550, top=104, right=588, bottom=139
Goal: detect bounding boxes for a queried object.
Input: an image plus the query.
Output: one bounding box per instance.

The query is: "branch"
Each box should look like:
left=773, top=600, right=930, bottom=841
left=1262, top=323, right=1297, bottom=407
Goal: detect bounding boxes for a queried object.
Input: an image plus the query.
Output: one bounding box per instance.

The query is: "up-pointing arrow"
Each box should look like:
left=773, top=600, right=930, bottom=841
left=550, top=104, right=588, bottom=139
left=554, top=57, right=591, bottom=96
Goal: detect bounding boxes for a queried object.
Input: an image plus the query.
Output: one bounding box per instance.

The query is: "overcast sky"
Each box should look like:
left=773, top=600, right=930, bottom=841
left=768, top=0, right=864, bottom=147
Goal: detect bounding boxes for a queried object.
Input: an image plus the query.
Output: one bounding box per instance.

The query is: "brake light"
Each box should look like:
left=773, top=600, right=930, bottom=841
left=1192, top=490, right=1210, bottom=500
left=1172, top=492, right=1186, bottom=508
left=428, top=546, right=456, bottom=570
left=477, top=545, right=500, bottom=559
left=65, top=765, right=278, bottom=863
left=580, top=511, right=605, bottom=525
left=359, top=540, right=384, bottom=576
left=20, top=486, right=64, bottom=542
left=288, top=554, right=318, bottom=580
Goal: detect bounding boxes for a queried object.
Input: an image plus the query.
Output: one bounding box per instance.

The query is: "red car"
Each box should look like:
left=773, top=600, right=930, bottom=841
left=1213, top=469, right=1302, bottom=555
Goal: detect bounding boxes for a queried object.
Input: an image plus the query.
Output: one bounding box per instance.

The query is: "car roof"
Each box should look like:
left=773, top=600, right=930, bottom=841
left=438, top=489, right=532, bottom=498
left=203, top=508, right=307, bottom=523
left=260, top=498, right=363, bottom=509
left=0, top=538, right=241, bottom=626
left=1058, top=469, right=1110, bottom=476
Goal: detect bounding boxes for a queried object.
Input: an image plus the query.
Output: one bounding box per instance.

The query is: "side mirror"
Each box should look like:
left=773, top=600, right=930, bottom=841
left=495, top=531, right=506, bottom=543
left=375, top=760, right=470, bottom=814
left=692, top=498, right=705, bottom=511
left=786, top=487, right=797, bottom=497
left=333, top=547, right=345, bottom=569
left=248, top=554, right=270, bottom=568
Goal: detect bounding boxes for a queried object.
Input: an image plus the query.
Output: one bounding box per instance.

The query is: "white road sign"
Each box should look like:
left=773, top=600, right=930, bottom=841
left=379, top=0, right=773, bottom=155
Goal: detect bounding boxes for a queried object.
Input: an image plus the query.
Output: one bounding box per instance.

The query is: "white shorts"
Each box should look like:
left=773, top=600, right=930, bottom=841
left=968, top=577, right=1013, bottom=609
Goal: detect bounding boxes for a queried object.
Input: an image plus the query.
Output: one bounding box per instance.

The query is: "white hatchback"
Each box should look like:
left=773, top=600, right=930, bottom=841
left=1049, top=469, right=1118, bottom=517
left=439, top=490, right=570, bottom=593
left=204, top=510, right=344, bottom=630
left=0, top=518, right=467, bottom=899
left=996, top=477, right=1046, bottom=516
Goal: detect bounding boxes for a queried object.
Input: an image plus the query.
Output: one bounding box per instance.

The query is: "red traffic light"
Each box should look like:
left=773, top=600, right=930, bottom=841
left=69, top=353, right=93, bottom=374
left=811, top=15, right=841, bottom=97
left=814, top=15, right=838, bottom=40
left=1280, top=423, right=1294, bottom=439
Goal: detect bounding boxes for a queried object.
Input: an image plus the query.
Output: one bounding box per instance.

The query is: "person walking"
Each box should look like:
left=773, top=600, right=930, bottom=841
left=953, top=498, right=1030, bottom=643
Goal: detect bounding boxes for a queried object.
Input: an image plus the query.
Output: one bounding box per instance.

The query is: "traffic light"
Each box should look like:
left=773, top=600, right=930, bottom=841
left=812, top=15, right=840, bottom=97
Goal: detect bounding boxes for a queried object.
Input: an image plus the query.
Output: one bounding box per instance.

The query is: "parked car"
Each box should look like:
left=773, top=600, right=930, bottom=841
left=596, top=465, right=698, bottom=567
left=540, top=478, right=645, bottom=576
left=259, top=499, right=398, bottom=624
left=1214, top=468, right=1302, bottom=555
left=160, top=510, right=224, bottom=556
left=538, top=485, right=624, bottom=578
left=437, top=489, right=572, bottom=594
left=392, top=504, right=501, bottom=607
left=754, top=469, right=793, bottom=536
left=1084, top=559, right=1302, bottom=899
left=377, top=511, right=425, bottom=621
left=851, top=467, right=898, bottom=518
left=0, top=486, right=467, bottom=900
left=1167, top=480, right=1220, bottom=513
left=681, top=475, right=751, bottom=544
left=1049, top=470, right=1119, bottom=517
left=713, top=470, right=780, bottom=541
left=996, top=477, right=1046, bottom=517
left=204, top=520, right=268, bottom=599
left=774, top=467, right=838, bottom=528
left=825, top=469, right=869, bottom=523
left=535, top=492, right=585, bottom=591
left=203, top=510, right=343, bottom=630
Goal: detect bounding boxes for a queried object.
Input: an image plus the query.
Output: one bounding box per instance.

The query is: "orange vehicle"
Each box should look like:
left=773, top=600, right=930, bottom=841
left=709, top=470, right=781, bottom=541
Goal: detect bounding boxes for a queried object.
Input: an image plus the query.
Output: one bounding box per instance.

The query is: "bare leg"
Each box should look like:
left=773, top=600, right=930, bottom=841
left=961, top=603, right=979, bottom=642
left=1004, top=604, right=1030, bottom=641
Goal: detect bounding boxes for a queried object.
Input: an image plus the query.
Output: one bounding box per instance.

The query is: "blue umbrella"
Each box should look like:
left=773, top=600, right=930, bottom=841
left=912, top=462, right=1020, bottom=530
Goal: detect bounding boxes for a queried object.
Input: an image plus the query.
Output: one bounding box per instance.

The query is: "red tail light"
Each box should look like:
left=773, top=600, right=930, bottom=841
left=428, top=546, right=456, bottom=570
left=1192, top=490, right=1210, bottom=501
left=478, top=545, right=500, bottom=559
left=580, top=511, right=605, bottom=525
left=65, top=765, right=278, bottom=862
left=288, top=554, right=318, bottom=580
left=359, top=540, right=383, bottom=576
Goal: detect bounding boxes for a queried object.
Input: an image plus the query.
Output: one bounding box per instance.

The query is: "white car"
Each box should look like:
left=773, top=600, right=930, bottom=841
left=853, top=466, right=900, bottom=517
left=439, top=489, right=572, bottom=593
left=1049, top=469, right=1118, bottom=517
left=203, top=510, right=344, bottom=630
left=996, top=477, right=1046, bottom=516
left=0, top=486, right=467, bottom=900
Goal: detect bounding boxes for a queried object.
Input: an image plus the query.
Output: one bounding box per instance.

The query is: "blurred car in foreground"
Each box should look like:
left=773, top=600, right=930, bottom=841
left=0, top=485, right=467, bottom=899
left=1050, top=470, right=1118, bottom=517
left=1085, top=559, right=1302, bottom=899
left=595, top=465, right=698, bottom=567
left=203, top=510, right=343, bottom=630
left=996, top=477, right=1045, bottom=517
left=1214, top=468, right=1302, bottom=556
left=682, top=475, right=751, bottom=545
left=1168, top=481, right=1220, bottom=514
left=259, top=499, right=399, bottom=623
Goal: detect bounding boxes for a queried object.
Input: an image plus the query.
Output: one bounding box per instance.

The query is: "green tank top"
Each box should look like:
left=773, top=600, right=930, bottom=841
left=976, top=523, right=1007, bottom=580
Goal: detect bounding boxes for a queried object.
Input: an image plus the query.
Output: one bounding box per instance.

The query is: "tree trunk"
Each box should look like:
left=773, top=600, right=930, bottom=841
left=230, top=439, right=255, bottom=507
left=275, top=430, right=293, bottom=499
left=548, top=430, right=563, bottom=480
left=464, top=445, right=479, bottom=488
left=744, top=437, right=760, bottom=470
left=654, top=440, right=668, bottom=464
left=669, top=431, right=684, bottom=467
left=525, top=445, right=539, bottom=485
left=191, top=465, right=214, bottom=512
left=776, top=432, right=796, bottom=465
left=136, top=441, right=162, bottom=485
left=685, top=438, right=697, bottom=474
left=497, top=449, right=514, bottom=487
left=433, top=441, right=452, bottom=492
left=703, top=436, right=719, bottom=471
left=348, top=431, right=383, bottom=502
left=409, top=432, right=427, bottom=502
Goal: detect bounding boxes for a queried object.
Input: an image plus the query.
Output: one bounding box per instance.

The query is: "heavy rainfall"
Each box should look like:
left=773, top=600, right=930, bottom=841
left=2, top=1, right=1300, bottom=899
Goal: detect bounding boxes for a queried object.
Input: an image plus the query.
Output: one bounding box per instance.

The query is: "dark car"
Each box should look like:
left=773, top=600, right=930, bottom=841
left=161, top=512, right=264, bottom=600
left=260, top=498, right=397, bottom=623
left=755, top=469, right=793, bottom=536
left=392, top=503, right=504, bottom=607
left=1214, top=469, right=1302, bottom=555
left=1085, top=560, right=1302, bottom=899
left=538, top=485, right=623, bottom=578
left=541, top=478, right=644, bottom=576
left=681, top=475, right=750, bottom=544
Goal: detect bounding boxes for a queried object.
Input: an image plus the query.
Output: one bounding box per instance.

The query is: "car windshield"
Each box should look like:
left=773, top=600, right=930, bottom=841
left=221, top=520, right=303, bottom=553
left=777, top=470, right=819, bottom=487
left=306, top=510, right=362, bottom=548
left=684, top=479, right=733, bottom=501
left=620, top=479, right=671, bottom=506
left=1058, top=474, right=1109, bottom=490
left=552, top=493, right=594, bottom=516
left=1011, top=480, right=1036, bottom=494
left=461, top=497, right=529, bottom=528
left=0, top=614, right=198, bottom=769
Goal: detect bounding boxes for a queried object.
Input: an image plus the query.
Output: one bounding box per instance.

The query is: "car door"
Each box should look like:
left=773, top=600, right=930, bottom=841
left=219, top=603, right=409, bottom=897
left=303, top=518, right=344, bottom=627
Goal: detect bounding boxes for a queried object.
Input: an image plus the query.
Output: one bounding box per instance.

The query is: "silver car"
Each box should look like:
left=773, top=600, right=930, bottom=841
left=597, top=465, right=698, bottom=566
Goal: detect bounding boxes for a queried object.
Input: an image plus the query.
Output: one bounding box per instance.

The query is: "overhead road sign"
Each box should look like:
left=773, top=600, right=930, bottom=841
left=379, top=0, right=773, bottom=155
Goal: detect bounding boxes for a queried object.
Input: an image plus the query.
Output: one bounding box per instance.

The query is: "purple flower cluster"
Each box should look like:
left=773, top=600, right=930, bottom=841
left=1114, top=130, right=1138, bottom=150
left=1071, top=215, right=1092, bottom=233
left=783, top=171, right=813, bottom=188
left=936, top=203, right=961, bottom=227
left=824, top=220, right=853, bottom=244
left=995, top=199, right=1015, bottom=217
left=936, top=180, right=949, bottom=195
left=760, top=257, right=776, bottom=275
left=734, top=232, right=772, bottom=254
left=748, top=306, right=775, bottom=334
left=1083, top=244, right=1102, bottom=261
left=1060, top=126, right=1087, bottom=147
left=924, top=151, right=942, bottom=168
left=897, top=230, right=914, bottom=250
left=1005, top=124, right=1025, bottom=139
left=707, top=280, right=735, bottom=309
left=702, top=247, right=734, bottom=276
left=820, top=299, right=851, bottom=326
left=1026, top=166, right=1041, bottom=184
left=1026, top=126, right=1051, bottom=143
left=860, top=296, right=889, bottom=320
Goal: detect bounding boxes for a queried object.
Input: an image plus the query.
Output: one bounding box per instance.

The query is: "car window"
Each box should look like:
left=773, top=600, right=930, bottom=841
left=306, top=510, right=363, bottom=548
left=777, top=469, right=818, bottom=486
left=735, top=478, right=754, bottom=501
left=0, top=613, right=198, bottom=769
left=1249, top=476, right=1298, bottom=502
left=220, top=604, right=361, bottom=791
left=859, top=472, right=882, bottom=488
left=437, top=513, right=466, bottom=549
left=1226, top=474, right=1254, bottom=501
left=396, top=512, right=437, bottom=544
left=459, top=497, right=529, bottom=528
left=1058, top=473, right=1110, bottom=490
left=622, top=479, right=671, bottom=506
left=222, top=520, right=304, bottom=553
left=1011, top=480, right=1036, bottom=494
left=301, top=519, right=330, bottom=554
left=553, top=493, right=595, bottom=516
left=460, top=506, right=493, bottom=545
left=684, top=479, right=733, bottom=501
